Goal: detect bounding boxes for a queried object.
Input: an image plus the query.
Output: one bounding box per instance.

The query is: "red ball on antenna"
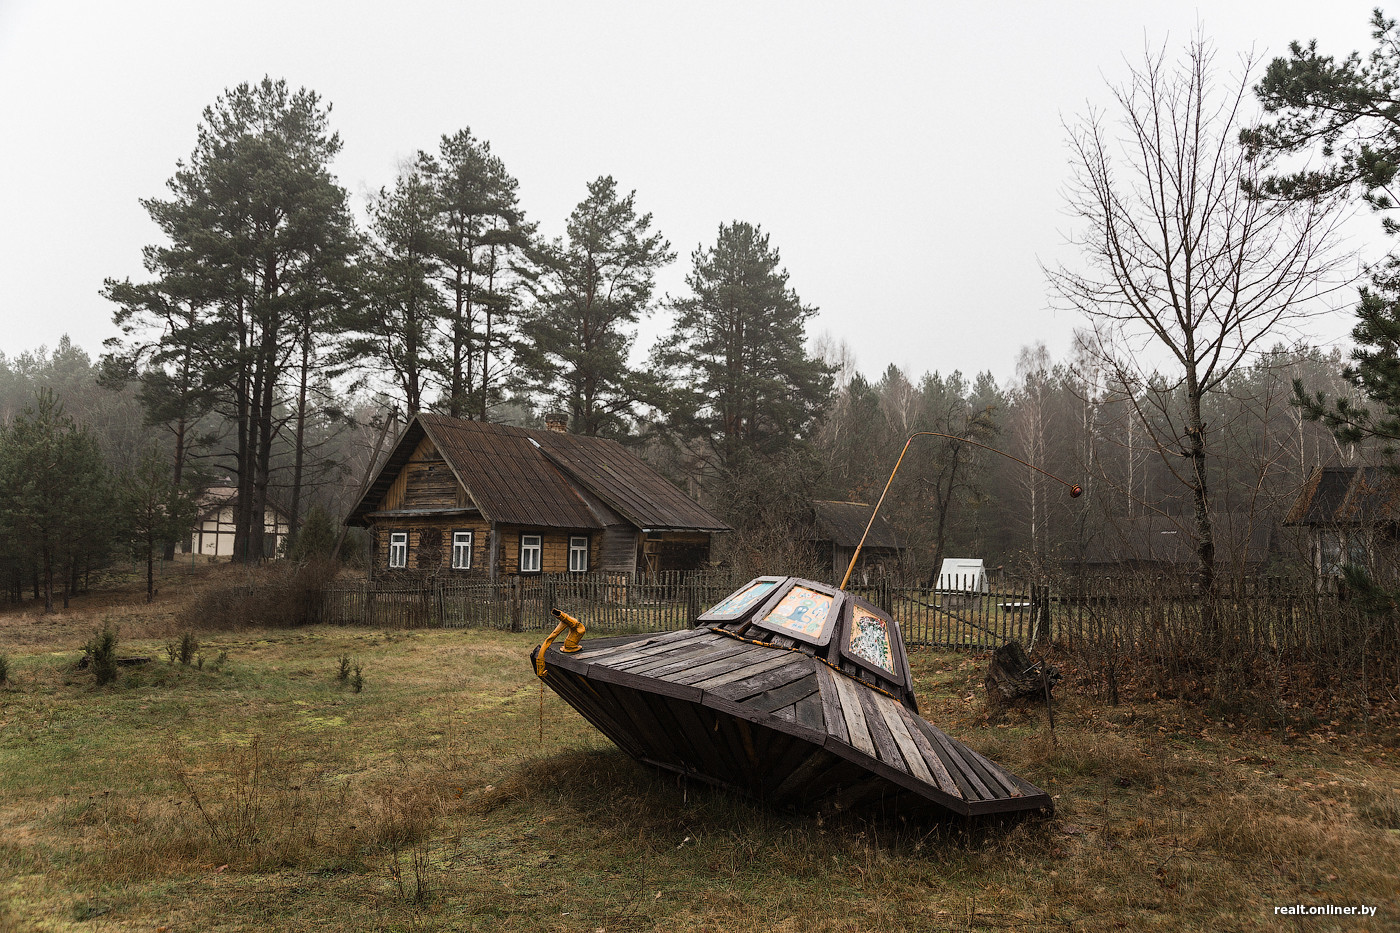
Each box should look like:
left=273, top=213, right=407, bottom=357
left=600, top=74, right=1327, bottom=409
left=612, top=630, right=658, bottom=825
left=1070, top=484, right=1083, bottom=498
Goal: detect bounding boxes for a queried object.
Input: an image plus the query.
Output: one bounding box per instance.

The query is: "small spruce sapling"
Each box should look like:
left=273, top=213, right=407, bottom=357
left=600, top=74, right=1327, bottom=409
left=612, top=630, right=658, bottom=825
left=85, top=624, right=119, bottom=686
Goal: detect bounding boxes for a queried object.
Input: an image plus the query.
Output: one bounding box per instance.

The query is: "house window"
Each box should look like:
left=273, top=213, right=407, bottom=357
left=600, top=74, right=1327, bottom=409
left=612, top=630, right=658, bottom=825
left=520, top=534, right=542, bottom=573
left=389, top=531, right=408, bottom=569
left=569, top=536, right=589, bottom=573
left=451, top=531, right=473, bottom=570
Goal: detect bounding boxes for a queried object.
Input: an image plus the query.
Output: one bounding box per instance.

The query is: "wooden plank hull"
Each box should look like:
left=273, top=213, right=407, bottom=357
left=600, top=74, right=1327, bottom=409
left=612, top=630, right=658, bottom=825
left=533, top=627, right=1052, bottom=821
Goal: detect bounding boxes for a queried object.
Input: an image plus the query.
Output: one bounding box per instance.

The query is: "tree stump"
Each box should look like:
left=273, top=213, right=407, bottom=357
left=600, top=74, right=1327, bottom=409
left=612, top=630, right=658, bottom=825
left=985, top=640, right=1060, bottom=702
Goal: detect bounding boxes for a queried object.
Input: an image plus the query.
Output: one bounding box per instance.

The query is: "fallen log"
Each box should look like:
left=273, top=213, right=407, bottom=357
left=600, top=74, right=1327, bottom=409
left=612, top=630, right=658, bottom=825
left=75, top=655, right=152, bottom=670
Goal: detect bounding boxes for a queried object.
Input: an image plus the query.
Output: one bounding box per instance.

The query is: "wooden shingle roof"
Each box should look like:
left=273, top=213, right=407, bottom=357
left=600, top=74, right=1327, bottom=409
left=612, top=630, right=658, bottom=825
left=348, top=414, right=729, bottom=532
left=533, top=431, right=729, bottom=531
left=1285, top=466, right=1400, bottom=526
left=810, top=500, right=903, bottom=550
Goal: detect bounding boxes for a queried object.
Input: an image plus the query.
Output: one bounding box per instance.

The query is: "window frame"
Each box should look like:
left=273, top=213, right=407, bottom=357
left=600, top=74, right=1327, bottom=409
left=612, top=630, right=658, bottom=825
left=388, top=530, right=408, bottom=569
left=519, top=534, right=543, bottom=574
left=568, top=535, right=589, bottom=573
left=451, top=529, right=473, bottom=570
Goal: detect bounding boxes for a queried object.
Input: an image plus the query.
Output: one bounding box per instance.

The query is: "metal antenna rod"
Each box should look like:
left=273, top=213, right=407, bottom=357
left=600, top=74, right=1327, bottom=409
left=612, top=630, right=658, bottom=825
left=838, top=432, right=1082, bottom=591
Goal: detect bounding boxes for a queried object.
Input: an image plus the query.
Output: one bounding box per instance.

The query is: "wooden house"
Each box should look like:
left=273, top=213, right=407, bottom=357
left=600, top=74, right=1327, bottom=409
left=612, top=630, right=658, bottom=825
left=178, top=486, right=290, bottom=560
left=1285, top=466, right=1400, bottom=584
left=808, top=500, right=907, bottom=583
left=1061, top=511, right=1277, bottom=576
left=346, top=413, right=730, bottom=580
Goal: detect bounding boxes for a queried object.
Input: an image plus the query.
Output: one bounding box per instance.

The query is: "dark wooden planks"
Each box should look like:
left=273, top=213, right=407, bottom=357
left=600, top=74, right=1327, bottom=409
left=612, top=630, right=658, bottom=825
left=666, top=645, right=772, bottom=685
left=691, top=652, right=804, bottom=691
left=743, top=674, right=819, bottom=716
left=871, top=692, right=936, bottom=786
left=812, top=664, right=849, bottom=745
left=539, top=635, right=1053, bottom=821
left=908, top=717, right=994, bottom=801
left=611, top=637, right=731, bottom=674
left=625, top=639, right=750, bottom=676
left=792, top=692, right=825, bottom=733
left=588, top=663, right=703, bottom=703
left=854, top=683, right=907, bottom=774
left=894, top=704, right=961, bottom=798
left=710, top=659, right=811, bottom=704
left=829, top=666, right=876, bottom=757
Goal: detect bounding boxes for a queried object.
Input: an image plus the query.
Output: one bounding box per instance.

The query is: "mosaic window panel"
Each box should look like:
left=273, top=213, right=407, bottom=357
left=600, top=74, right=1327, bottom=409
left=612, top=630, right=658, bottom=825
left=707, top=580, right=777, bottom=617
left=849, top=606, right=894, bottom=672
left=762, top=586, right=834, bottom=639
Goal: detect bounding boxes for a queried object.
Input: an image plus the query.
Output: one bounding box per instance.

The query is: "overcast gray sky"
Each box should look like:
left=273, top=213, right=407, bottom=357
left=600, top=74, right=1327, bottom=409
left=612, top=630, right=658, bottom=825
left=0, top=1, right=1387, bottom=384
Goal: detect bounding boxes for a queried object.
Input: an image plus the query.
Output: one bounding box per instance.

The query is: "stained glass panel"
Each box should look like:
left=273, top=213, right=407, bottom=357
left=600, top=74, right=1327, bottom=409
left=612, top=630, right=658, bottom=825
left=762, top=586, right=834, bottom=639
left=707, top=580, right=776, bottom=617
left=848, top=606, right=894, bottom=672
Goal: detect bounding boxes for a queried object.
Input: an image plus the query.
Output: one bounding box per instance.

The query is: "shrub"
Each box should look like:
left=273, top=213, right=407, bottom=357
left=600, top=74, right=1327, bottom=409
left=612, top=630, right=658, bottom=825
left=165, top=631, right=200, bottom=666
left=336, top=655, right=364, bottom=693
left=84, top=624, right=119, bottom=686
left=286, top=505, right=339, bottom=563
left=0, top=652, right=9, bottom=686
left=183, top=558, right=341, bottom=630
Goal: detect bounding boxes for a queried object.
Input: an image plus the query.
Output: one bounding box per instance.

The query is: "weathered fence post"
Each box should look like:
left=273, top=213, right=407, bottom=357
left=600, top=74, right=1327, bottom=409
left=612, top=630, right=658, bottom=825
left=1031, top=584, right=1050, bottom=646
left=510, top=578, right=524, bottom=633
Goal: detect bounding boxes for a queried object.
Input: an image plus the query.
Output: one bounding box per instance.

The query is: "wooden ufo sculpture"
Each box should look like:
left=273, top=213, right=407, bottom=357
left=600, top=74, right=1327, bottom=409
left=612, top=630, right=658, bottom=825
left=532, top=575, right=1052, bottom=820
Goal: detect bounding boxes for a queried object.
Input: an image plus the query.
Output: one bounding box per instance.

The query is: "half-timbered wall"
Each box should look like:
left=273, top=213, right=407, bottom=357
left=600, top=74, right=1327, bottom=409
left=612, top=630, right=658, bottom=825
left=183, top=505, right=289, bottom=558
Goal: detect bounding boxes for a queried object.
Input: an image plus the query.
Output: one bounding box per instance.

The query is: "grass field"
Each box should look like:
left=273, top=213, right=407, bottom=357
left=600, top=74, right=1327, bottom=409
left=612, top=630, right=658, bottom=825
left=0, top=564, right=1396, bottom=932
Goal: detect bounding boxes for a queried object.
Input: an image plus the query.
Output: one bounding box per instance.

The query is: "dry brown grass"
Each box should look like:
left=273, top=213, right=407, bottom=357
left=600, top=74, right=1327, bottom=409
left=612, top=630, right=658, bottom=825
left=0, top=569, right=1396, bottom=931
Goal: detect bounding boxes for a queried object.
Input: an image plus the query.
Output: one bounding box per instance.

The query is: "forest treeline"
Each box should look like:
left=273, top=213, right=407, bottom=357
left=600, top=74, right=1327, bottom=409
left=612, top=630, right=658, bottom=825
left=0, top=328, right=1361, bottom=591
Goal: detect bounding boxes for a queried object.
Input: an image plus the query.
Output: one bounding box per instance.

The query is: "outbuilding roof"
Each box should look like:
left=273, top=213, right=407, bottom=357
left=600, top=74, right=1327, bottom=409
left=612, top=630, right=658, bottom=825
left=1068, top=512, right=1275, bottom=568
left=810, top=500, right=903, bottom=550
left=1285, top=466, right=1400, bottom=526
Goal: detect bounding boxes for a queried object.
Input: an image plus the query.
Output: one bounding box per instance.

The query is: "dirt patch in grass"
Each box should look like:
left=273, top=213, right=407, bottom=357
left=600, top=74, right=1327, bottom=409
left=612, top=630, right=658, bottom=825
left=0, top=606, right=1396, bottom=931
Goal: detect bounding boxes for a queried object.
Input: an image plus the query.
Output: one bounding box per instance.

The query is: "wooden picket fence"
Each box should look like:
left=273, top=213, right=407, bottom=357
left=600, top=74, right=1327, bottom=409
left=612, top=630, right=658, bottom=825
left=316, top=571, right=1050, bottom=649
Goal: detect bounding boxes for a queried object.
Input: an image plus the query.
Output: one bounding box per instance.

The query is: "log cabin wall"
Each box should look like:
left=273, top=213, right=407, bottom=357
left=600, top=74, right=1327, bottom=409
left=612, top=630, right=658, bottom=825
left=494, top=527, right=602, bottom=576
left=641, top=532, right=711, bottom=573
left=350, top=414, right=730, bottom=580
left=601, top=525, right=639, bottom=575
left=371, top=517, right=492, bottom=576
left=372, top=521, right=604, bottom=578
left=378, top=437, right=469, bottom=512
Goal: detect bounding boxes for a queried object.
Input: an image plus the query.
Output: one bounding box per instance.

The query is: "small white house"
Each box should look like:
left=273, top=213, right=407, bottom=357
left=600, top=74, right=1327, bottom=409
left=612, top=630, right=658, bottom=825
left=936, top=558, right=990, bottom=594
left=180, top=486, right=290, bottom=559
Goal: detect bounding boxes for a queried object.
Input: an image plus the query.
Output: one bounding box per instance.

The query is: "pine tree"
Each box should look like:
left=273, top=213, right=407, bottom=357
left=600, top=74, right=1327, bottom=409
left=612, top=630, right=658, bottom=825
left=426, top=130, right=534, bottom=420
left=518, top=176, right=674, bottom=437
left=120, top=445, right=200, bottom=603
left=112, top=77, right=356, bottom=562
left=1249, top=12, right=1400, bottom=452
left=344, top=164, right=443, bottom=417
left=0, top=391, right=113, bottom=612
left=654, top=221, right=832, bottom=476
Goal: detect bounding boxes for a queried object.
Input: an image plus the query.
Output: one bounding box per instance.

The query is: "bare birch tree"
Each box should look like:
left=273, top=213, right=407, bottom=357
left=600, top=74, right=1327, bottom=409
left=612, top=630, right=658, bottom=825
left=1047, top=35, right=1350, bottom=598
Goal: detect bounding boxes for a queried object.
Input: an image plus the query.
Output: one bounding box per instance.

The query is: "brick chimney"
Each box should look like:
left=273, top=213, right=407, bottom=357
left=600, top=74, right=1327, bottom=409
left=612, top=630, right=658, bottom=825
left=545, top=411, right=569, bottom=434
